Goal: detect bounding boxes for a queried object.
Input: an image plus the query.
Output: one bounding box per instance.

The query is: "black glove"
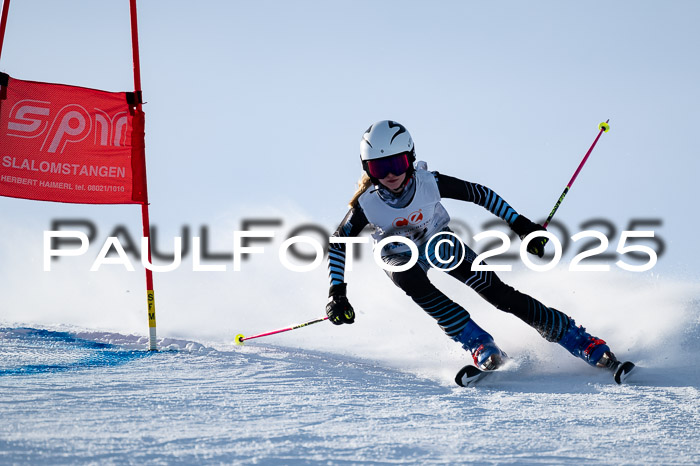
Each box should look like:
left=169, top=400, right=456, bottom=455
left=326, top=283, right=355, bottom=325
left=511, top=215, right=547, bottom=258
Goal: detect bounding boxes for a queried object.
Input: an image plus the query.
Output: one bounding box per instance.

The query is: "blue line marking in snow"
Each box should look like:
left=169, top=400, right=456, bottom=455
left=0, top=327, right=152, bottom=376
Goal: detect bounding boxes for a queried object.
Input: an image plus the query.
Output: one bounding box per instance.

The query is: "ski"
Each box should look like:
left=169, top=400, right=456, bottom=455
left=613, top=361, right=636, bottom=384
left=455, top=360, right=637, bottom=387
left=455, top=365, right=491, bottom=387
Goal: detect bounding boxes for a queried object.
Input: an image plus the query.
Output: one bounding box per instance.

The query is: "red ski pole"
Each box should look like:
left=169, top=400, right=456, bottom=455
left=0, top=0, right=11, bottom=61
left=543, top=120, right=610, bottom=228
left=235, top=316, right=329, bottom=345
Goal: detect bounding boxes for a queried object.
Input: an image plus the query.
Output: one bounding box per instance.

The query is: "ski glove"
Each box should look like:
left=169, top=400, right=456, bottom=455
left=511, top=215, right=547, bottom=258
left=326, top=283, right=355, bottom=325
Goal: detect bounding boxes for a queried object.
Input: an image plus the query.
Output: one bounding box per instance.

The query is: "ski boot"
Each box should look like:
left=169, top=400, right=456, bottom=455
left=558, top=318, right=636, bottom=384
left=457, top=319, right=507, bottom=371
left=558, top=318, right=618, bottom=369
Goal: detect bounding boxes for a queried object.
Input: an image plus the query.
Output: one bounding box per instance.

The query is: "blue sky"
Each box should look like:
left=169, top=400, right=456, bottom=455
left=1, top=0, right=699, bottom=281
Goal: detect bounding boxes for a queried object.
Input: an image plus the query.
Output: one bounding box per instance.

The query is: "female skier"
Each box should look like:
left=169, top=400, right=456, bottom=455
left=326, top=119, right=628, bottom=383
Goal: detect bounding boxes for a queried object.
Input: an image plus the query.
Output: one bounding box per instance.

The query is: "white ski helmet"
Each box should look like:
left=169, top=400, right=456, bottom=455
left=360, top=120, right=416, bottom=180
left=360, top=120, right=415, bottom=162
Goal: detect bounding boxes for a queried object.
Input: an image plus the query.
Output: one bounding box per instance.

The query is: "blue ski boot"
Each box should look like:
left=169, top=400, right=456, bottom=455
left=457, top=319, right=507, bottom=370
left=558, top=319, right=618, bottom=369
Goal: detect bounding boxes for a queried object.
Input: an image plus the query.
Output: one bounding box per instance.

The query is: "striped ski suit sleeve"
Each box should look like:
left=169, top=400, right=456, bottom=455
left=328, top=206, right=369, bottom=286
left=434, top=172, right=520, bottom=225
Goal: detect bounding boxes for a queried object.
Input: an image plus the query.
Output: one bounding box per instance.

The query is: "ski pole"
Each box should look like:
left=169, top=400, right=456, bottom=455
left=543, top=120, right=610, bottom=228
left=234, top=316, right=329, bottom=345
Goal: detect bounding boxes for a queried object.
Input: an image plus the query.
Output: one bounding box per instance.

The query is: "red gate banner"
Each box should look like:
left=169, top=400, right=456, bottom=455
left=0, top=73, right=147, bottom=204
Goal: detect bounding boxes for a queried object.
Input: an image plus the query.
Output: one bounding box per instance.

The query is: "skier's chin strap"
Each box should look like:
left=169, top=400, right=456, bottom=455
left=397, top=169, right=414, bottom=191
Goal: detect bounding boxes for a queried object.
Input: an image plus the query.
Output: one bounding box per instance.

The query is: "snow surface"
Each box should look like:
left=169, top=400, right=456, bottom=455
left=1, top=270, right=699, bottom=464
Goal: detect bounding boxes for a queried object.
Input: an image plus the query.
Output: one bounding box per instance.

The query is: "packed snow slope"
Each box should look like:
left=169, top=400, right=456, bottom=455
left=1, top=268, right=699, bottom=464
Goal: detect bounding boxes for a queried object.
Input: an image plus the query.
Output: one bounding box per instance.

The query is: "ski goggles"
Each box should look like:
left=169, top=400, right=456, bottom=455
left=365, top=152, right=411, bottom=179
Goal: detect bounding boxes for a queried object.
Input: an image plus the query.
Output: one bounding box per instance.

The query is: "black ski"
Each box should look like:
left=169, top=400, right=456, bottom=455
left=613, top=361, right=636, bottom=384
left=455, top=365, right=491, bottom=387
left=455, top=360, right=636, bottom=387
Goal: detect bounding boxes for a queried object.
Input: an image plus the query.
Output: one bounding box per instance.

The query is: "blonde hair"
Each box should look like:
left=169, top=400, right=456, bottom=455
left=349, top=172, right=373, bottom=208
